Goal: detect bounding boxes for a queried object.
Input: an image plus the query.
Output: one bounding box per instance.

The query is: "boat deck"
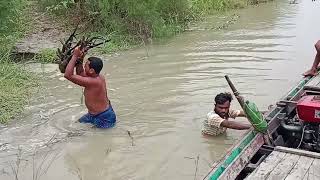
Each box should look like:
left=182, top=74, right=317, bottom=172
left=203, top=74, right=320, bottom=180
left=245, top=147, right=320, bottom=180
left=304, top=73, right=320, bottom=92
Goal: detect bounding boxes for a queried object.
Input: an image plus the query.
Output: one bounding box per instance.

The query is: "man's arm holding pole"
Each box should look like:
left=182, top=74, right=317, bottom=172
left=221, top=120, right=251, bottom=130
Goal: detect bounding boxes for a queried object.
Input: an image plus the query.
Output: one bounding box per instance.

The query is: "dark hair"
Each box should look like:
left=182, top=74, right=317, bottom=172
left=215, top=92, right=233, bottom=105
left=88, top=57, right=103, bottom=74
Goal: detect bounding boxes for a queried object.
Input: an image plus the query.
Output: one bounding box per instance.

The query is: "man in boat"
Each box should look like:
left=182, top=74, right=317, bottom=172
left=303, top=40, right=320, bottom=76
left=64, top=46, right=116, bottom=128
left=202, top=92, right=251, bottom=136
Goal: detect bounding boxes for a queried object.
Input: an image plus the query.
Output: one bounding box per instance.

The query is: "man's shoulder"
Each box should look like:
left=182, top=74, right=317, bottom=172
left=98, top=75, right=106, bottom=82
left=207, top=111, right=216, bottom=116
left=207, top=111, right=220, bottom=119
left=90, top=75, right=105, bottom=82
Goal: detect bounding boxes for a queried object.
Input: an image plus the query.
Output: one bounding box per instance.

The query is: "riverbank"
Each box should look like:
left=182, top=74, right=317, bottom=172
left=1, top=0, right=272, bottom=123
left=0, top=0, right=39, bottom=123
left=36, top=0, right=271, bottom=52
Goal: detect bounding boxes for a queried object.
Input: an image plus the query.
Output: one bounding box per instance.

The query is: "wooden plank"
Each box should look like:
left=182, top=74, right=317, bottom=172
left=285, top=156, right=314, bottom=180
left=285, top=77, right=311, bottom=101
left=305, top=90, right=320, bottom=95
left=267, top=113, right=281, bottom=135
left=218, top=134, right=265, bottom=180
left=303, top=159, right=320, bottom=180
left=204, top=130, right=256, bottom=180
left=304, top=86, right=320, bottom=92
left=266, top=154, right=300, bottom=180
left=304, top=74, right=320, bottom=91
left=245, top=151, right=286, bottom=180
left=274, top=146, right=320, bottom=159
left=305, top=74, right=320, bottom=86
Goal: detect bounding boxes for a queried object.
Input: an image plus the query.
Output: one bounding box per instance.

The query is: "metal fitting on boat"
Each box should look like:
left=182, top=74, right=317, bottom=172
left=279, top=120, right=302, bottom=132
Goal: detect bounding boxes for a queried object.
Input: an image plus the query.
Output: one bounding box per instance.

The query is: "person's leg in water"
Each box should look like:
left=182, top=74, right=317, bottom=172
left=92, top=105, right=117, bottom=128
left=78, top=113, right=94, bottom=124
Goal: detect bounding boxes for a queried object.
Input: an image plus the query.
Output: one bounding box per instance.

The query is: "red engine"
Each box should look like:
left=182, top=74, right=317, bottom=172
left=297, top=95, right=320, bottom=123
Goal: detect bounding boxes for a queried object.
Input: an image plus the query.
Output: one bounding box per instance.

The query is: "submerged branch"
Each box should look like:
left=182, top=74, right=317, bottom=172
left=127, top=130, right=135, bottom=146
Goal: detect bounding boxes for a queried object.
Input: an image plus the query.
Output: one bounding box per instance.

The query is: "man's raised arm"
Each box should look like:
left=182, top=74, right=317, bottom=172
left=64, top=50, right=79, bottom=79
left=64, top=47, right=95, bottom=87
left=76, top=62, right=86, bottom=76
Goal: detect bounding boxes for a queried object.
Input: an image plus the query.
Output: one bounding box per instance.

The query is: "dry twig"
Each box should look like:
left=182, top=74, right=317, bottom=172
left=57, top=26, right=110, bottom=73
left=127, top=130, right=135, bottom=146
left=194, top=155, right=199, bottom=180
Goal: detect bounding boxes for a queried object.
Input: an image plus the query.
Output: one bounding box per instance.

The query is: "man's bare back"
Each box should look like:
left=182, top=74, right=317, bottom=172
left=84, top=75, right=109, bottom=114
left=64, top=47, right=116, bottom=128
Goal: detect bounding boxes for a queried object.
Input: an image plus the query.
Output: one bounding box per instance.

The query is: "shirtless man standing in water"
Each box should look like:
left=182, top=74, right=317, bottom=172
left=64, top=47, right=116, bottom=128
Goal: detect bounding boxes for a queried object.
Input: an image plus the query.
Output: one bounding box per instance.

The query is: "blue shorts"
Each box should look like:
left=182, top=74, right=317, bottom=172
left=79, top=105, right=116, bottom=128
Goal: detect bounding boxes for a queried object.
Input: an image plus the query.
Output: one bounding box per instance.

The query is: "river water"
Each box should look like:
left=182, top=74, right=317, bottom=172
left=1, top=0, right=320, bottom=180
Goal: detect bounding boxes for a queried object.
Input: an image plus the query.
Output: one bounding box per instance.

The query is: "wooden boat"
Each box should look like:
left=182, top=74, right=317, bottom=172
left=203, top=74, right=320, bottom=180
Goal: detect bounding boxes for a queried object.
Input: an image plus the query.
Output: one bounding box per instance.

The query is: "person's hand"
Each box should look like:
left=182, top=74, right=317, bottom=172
left=73, top=46, right=88, bottom=58
left=315, top=40, right=320, bottom=53
left=303, top=68, right=317, bottom=77
left=73, top=47, right=82, bottom=57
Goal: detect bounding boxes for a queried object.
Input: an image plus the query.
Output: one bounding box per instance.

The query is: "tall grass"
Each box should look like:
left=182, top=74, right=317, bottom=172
left=37, top=0, right=258, bottom=51
left=0, top=0, right=28, bottom=54
left=37, top=0, right=195, bottom=51
left=36, top=0, right=267, bottom=51
left=191, top=0, right=248, bottom=14
left=0, top=60, right=38, bottom=123
left=0, top=0, right=38, bottom=123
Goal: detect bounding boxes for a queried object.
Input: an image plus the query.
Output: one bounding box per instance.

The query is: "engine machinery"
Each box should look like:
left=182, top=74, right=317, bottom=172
left=279, top=95, right=320, bottom=152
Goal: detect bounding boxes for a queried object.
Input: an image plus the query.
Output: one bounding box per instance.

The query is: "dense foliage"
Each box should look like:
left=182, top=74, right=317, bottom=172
left=0, top=0, right=38, bottom=123
left=37, top=0, right=251, bottom=50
